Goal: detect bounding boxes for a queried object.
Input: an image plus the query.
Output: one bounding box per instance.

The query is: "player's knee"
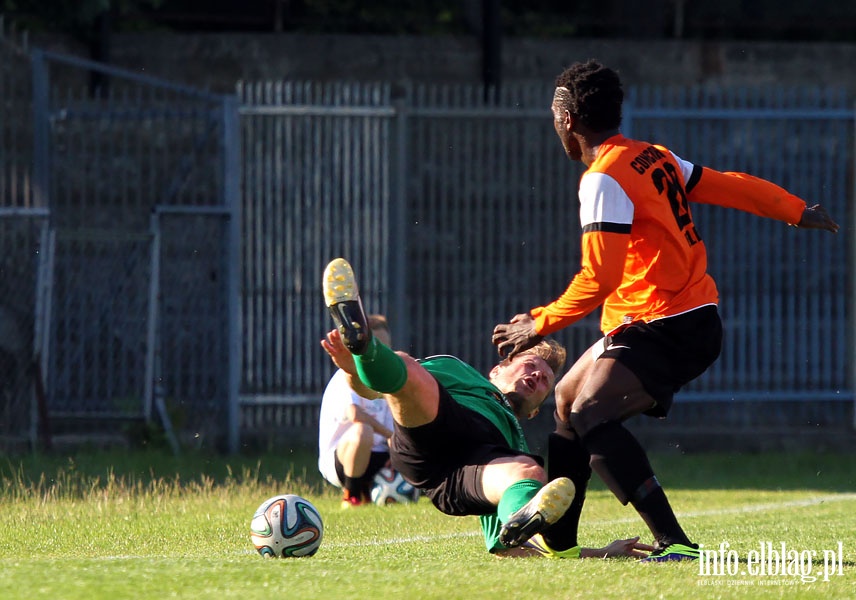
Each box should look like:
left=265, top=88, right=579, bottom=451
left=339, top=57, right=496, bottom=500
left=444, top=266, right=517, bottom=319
left=511, top=456, right=547, bottom=484
left=568, top=396, right=617, bottom=438
left=488, top=455, right=546, bottom=486
left=552, top=409, right=575, bottom=437
left=399, top=353, right=432, bottom=390
left=343, top=422, right=374, bottom=445
left=555, top=374, right=576, bottom=403
left=554, top=390, right=574, bottom=427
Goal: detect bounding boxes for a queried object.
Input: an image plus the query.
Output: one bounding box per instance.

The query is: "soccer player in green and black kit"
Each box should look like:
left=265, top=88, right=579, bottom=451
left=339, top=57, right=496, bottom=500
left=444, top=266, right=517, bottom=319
left=321, top=258, right=651, bottom=559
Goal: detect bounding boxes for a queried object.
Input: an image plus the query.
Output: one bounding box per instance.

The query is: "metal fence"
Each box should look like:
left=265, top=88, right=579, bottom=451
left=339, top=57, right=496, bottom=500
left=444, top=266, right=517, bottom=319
left=2, top=39, right=853, bottom=451
left=0, top=40, right=241, bottom=450
left=625, top=86, right=852, bottom=401
left=238, top=82, right=398, bottom=403
left=239, top=80, right=853, bottom=437
left=0, top=24, right=40, bottom=443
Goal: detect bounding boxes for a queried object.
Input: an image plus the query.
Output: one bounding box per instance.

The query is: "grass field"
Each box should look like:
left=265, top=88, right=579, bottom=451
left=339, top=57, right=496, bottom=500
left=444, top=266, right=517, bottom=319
left=0, top=448, right=853, bottom=599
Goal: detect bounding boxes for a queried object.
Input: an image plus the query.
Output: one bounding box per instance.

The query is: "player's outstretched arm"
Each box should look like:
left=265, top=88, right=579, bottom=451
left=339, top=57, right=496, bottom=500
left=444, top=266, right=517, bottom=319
left=321, top=329, right=379, bottom=399
left=496, top=536, right=654, bottom=559
left=795, top=204, right=840, bottom=233
left=581, top=536, right=655, bottom=559
left=693, top=169, right=838, bottom=234
left=321, top=329, right=357, bottom=374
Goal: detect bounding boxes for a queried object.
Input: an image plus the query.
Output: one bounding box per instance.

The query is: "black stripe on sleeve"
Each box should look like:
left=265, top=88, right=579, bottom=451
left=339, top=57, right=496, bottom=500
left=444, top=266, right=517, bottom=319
left=685, top=164, right=703, bottom=193
left=582, top=222, right=632, bottom=234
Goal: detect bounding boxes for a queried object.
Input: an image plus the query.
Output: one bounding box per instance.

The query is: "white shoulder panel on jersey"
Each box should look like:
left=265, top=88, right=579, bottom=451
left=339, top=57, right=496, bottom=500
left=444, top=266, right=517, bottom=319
left=578, top=171, right=634, bottom=228
left=668, top=150, right=696, bottom=183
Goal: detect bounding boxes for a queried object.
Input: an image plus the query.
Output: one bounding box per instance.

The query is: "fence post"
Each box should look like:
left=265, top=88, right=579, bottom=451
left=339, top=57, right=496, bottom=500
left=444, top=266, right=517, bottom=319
left=30, top=49, right=50, bottom=449
left=31, top=49, right=49, bottom=211
left=389, top=89, right=409, bottom=352
left=623, top=86, right=635, bottom=138
left=223, top=94, right=242, bottom=454
left=852, top=100, right=856, bottom=431
left=144, top=212, right=161, bottom=424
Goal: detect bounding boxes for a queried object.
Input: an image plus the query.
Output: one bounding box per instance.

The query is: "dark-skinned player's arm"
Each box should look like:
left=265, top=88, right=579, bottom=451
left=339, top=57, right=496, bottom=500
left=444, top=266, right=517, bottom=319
left=492, top=229, right=627, bottom=359
left=685, top=166, right=839, bottom=233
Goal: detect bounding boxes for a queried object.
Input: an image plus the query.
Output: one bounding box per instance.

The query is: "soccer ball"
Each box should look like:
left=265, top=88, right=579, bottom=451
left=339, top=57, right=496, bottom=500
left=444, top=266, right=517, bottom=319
left=370, top=467, right=419, bottom=505
left=249, top=494, right=323, bottom=557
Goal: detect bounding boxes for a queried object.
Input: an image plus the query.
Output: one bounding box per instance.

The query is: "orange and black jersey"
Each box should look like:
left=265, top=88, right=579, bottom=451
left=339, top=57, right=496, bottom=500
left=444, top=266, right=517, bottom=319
left=531, top=134, right=806, bottom=336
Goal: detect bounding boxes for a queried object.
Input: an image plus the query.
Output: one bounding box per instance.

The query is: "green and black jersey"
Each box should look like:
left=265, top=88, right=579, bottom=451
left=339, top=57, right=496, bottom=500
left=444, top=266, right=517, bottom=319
left=418, top=355, right=531, bottom=552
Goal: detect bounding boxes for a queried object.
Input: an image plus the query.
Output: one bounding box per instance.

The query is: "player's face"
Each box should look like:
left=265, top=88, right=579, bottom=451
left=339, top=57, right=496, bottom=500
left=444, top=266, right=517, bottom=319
left=497, top=354, right=556, bottom=418
left=552, top=100, right=582, bottom=161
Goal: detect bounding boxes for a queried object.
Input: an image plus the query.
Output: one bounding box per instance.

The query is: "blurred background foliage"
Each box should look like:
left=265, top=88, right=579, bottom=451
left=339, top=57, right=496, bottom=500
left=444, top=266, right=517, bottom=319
left=3, top=0, right=855, bottom=42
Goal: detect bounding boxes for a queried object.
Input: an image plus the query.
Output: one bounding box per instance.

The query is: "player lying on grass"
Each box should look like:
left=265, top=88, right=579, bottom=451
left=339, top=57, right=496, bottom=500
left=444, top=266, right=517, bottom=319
left=321, top=257, right=652, bottom=558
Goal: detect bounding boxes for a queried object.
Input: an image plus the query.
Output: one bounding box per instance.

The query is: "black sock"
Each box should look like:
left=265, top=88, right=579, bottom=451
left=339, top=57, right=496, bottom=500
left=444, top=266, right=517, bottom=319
left=541, top=421, right=592, bottom=551
left=342, top=475, right=363, bottom=499
left=582, top=421, right=691, bottom=547
left=634, top=486, right=692, bottom=548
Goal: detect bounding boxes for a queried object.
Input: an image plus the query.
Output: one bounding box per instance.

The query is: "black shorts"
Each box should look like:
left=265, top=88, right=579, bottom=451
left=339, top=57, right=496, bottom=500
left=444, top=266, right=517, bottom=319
left=389, top=382, right=542, bottom=517
left=600, top=305, right=722, bottom=418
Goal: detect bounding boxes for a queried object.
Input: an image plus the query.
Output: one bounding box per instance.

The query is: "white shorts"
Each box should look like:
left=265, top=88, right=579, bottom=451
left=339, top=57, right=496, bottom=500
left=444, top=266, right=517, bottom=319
left=318, top=448, right=343, bottom=488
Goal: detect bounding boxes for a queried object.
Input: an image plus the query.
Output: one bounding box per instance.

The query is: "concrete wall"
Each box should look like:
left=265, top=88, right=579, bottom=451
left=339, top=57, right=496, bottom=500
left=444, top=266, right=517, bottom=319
left=33, top=32, right=856, bottom=94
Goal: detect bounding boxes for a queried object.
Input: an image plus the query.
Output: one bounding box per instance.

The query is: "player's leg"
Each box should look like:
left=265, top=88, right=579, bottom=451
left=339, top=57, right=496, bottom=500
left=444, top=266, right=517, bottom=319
left=389, top=380, right=575, bottom=552
left=334, top=422, right=376, bottom=504
left=570, top=357, right=695, bottom=554
left=564, top=310, right=722, bottom=561
left=323, top=257, right=441, bottom=428
left=535, top=412, right=592, bottom=553
left=424, top=447, right=574, bottom=552
left=480, top=454, right=546, bottom=505
left=537, top=343, right=598, bottom=551
left=477, top=451, right=575, bottom=549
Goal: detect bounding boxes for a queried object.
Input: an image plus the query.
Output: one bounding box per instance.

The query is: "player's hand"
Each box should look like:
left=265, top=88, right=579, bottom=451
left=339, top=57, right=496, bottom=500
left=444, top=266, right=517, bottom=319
left=592, top=536, right=655, bottom=559
left=796, top=204, right=839, bottom=233
left=492, top=313, right=543, bottom=360
left=321, top=329, right=358, bottom=375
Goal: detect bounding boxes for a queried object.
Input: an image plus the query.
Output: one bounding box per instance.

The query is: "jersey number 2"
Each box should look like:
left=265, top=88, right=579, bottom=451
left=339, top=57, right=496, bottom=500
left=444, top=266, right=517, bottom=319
left=652, top=163, right=701, bottom=246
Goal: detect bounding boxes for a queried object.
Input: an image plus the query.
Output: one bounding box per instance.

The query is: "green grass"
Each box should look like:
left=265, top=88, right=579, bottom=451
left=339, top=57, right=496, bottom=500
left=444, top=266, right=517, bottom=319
left=0, top=449, right=854, bottom=599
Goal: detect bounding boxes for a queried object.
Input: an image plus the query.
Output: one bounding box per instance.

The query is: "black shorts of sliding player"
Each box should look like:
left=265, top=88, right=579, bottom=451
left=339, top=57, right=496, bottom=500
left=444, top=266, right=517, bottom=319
left=389, top=382, right=542, bottom=517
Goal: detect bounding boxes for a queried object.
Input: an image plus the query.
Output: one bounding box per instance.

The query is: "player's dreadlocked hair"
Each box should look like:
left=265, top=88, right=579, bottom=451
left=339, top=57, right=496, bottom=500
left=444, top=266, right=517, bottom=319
left=520, top=338, right=567, bottom=380
left=554, top=60, right=623, bottom=132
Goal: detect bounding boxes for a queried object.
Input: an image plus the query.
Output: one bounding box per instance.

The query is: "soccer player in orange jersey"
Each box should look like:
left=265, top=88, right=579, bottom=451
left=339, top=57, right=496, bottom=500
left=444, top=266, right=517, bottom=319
left=492, top=60, right=839, bottom=561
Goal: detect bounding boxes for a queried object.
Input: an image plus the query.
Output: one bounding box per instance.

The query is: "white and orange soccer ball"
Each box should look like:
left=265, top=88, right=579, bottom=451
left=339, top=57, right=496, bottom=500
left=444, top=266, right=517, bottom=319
left=249, top=494, right=323, bottom=557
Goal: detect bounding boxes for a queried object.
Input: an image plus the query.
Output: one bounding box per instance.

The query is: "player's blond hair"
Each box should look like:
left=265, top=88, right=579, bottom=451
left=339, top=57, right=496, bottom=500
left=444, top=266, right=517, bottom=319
left=519, top=338, right=567, bottom=379
left=367, top=314, right=389, bottom=333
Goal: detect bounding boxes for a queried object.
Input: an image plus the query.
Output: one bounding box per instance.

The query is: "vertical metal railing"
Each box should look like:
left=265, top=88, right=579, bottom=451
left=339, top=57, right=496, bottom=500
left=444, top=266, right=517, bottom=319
left=222, top=94, right=242, bottom=453
left=237, top=82, right=396, bottom=405
left=237, top=80, right=853, bottom=421
left=26, top=49, right=238, bottom=448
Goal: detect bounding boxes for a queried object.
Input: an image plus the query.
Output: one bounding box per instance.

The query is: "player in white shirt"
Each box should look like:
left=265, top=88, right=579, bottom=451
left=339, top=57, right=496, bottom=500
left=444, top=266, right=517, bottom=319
left=318, top=314, right=396, bottom=507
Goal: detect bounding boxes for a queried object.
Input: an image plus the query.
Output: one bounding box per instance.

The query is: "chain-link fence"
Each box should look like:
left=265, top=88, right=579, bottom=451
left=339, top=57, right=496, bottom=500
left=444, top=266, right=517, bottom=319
left=1, top=41, right=240, bottom=451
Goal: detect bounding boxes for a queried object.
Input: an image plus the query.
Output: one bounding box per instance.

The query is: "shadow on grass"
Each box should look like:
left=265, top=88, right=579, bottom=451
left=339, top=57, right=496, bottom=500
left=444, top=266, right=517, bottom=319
left=0, top=445, right=328, bottom=496
left=644, top=451, right=856, bottom=493
left=2, top=442, right=853, bottom=497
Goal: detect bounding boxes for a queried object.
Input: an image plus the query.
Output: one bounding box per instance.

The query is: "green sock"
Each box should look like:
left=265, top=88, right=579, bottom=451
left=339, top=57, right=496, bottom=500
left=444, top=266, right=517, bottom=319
left=497, top=479, right=542, bottom=523
left=354, top=337, right=407, bottom=394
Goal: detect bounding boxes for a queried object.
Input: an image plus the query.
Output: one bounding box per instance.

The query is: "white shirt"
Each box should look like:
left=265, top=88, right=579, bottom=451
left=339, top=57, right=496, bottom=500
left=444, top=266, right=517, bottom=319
left=317, top=369, right=395, bottom=487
